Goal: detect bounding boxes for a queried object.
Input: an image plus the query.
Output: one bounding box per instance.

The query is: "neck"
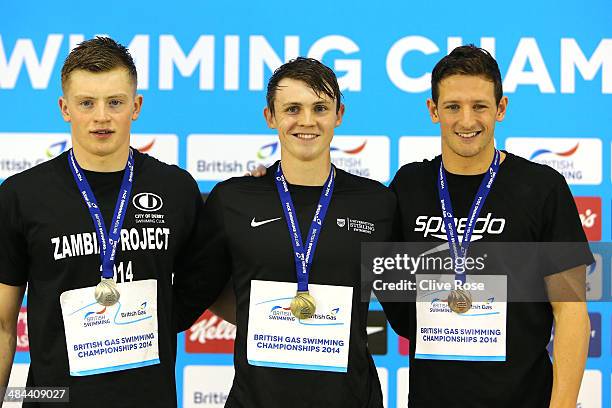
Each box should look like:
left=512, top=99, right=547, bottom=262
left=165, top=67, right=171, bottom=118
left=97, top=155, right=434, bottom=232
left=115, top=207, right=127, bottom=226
left=441, top=144, right=505, bottom=175
left=280, top=154, right=331, bottom=186
left=72, top=144, right=130, bottom=172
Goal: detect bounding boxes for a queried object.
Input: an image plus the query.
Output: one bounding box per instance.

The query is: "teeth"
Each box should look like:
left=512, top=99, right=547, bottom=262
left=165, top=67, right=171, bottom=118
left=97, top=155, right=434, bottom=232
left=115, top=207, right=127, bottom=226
left=457, top=131, right=479, bottom=138
left=294, top=133, right=317, bottom=140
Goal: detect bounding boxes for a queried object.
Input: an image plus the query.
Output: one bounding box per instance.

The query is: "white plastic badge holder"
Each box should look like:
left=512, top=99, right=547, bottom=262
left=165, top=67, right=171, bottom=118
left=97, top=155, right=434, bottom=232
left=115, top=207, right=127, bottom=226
left=60, top=279, right=160, bottom=376
left=415, top=274, right=507, bottom=361
left=247, top=280, right=353, bottom=372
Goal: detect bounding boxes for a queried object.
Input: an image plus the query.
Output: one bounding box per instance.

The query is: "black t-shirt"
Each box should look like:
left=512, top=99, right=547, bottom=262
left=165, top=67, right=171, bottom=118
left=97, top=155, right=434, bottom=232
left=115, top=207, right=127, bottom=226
left=193, top=163, right=397, bottom=408
left=0, top=150, right=220, bottom=408
left=390, top=152, right=593, bottom=408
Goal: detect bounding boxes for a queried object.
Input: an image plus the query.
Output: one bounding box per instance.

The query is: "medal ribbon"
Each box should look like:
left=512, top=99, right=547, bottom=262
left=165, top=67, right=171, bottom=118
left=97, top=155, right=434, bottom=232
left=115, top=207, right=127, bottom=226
left=274, top=163, right=335, bottom=292
left=68, top=149, right=135, bottom=279
left=437, top=149, right=500, bottom=282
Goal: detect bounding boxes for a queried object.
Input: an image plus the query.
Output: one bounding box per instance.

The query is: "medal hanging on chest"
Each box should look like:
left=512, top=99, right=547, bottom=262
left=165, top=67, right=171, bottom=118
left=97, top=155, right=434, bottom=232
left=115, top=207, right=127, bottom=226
left=274, top=163, right=335, bottom=320
left=68, top=149, right=135, bottom=306
left=437, top=150, right=500, bottom=313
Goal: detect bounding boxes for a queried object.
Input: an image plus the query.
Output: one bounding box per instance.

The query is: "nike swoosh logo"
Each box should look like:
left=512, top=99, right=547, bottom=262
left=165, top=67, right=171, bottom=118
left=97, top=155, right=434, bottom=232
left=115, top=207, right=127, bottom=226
left=367, top=326, right=384, bottom=335
left=251, top=217, right=282, bottom=228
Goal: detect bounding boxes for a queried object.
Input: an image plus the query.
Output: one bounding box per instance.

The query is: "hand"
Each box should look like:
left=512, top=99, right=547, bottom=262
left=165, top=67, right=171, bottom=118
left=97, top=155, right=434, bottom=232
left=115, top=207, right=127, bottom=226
left=245, top=165, right=267, bottom=178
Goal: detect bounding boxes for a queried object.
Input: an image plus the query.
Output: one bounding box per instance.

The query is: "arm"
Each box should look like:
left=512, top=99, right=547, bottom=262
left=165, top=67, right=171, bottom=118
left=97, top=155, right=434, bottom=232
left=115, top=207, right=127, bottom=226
left=545, top=265, right=589, bottom=408
left=0, top=283, right=25, bottom=400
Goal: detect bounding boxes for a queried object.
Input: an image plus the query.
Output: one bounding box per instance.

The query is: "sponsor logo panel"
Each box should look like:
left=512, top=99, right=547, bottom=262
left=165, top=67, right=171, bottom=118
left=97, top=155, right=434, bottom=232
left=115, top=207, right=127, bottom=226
left=505, top=137, right=601, bottom=185
left=187, top=134, right=389, bottom=182
left=398, top=336, right=409, bottom=356
left=131, top=134, right=179, bottom=165
left=377, top=367, right=388, bottom=408
left=185, top=310, right=236, bottom=354
left=8, top=363, right=29, bottom=388
left=574, top=197, right=601, bottom=241
left=330, top=136, right=390, bottom=182
left=397, top=367, right=410, bottom=408
left=16, top=307, right=28, bottom=352
left=367, top=311, right=388, bottom=355
left=398, top=136, right=440, bottom=166
left=183, top=365, right=234, bottom=408
left=576, top=370, right=600, bottom=407
left=0, top=133, right=71, bottom=178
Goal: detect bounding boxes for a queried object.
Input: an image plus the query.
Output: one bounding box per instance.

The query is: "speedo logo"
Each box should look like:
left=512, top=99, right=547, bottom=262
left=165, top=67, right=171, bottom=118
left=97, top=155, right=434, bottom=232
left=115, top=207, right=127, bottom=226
left=415, top=212, right=506, bottom=240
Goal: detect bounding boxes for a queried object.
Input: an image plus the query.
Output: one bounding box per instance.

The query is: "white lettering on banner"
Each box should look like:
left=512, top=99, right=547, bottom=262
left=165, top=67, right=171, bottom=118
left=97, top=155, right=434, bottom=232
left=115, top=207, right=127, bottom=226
left=0, top=34, right=62, bottom=89
left=504, top=38, right=555, bottom=93
left=386, top=36, right=439, bottom=93
left=308, top=35, right=362, bottom=91
left=447, top=37, right=496, bottom=58
left=51, top=227, right=171, bottom=260
left=561, top=38, right=612, bottom=93
left=1, top=34, right=610, bottom=93
left=159, top=35, right=215, bottom=90
left=189, top=314, right=236, bottom=344
left=248, top=35, right=300, bottom=90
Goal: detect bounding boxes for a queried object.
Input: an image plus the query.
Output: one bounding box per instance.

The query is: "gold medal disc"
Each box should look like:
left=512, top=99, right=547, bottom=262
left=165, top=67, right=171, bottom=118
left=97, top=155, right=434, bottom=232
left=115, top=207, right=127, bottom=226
left=290, top=291, right=316, bottom=320
left=447, top=289, right=472, bottom=314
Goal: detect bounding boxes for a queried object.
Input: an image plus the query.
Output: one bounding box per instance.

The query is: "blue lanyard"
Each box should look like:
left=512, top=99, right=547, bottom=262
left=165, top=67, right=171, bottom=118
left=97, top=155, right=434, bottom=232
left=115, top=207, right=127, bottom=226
left=437, top=150, right=500, bottom=282
left=274, top=163, right=335, bottom=292
left=68, top=149, right=135, bottom=279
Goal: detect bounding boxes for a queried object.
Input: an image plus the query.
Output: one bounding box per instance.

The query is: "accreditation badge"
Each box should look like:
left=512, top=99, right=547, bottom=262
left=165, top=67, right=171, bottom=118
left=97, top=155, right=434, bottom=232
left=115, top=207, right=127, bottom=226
left=414, top=274, right=507, bottom=361
left=247, top=280, right=353, bottom=372
left=59, top=279, right=160, bottom=376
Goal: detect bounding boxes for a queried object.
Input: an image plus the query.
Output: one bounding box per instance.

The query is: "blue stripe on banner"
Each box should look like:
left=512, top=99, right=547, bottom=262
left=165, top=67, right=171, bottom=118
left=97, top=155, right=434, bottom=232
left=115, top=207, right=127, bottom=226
left=248, top=360, right=347, bottom=372
left=415, top=354, right=506, bottom=361
left=70, top=358, right=160, bottom=376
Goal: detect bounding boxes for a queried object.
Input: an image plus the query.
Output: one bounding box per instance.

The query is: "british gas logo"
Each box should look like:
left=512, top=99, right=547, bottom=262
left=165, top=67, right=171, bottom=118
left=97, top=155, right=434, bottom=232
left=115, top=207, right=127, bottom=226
left=46, top=140, right=68, bottom=158
left=331, top=140, right=367, bottom=154
left=257, top=142, right=278, bottom=160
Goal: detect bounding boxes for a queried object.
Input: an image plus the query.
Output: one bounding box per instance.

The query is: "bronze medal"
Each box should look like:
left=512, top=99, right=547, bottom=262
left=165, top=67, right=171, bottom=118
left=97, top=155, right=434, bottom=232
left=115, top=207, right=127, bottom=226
left=447, top=289, right=472, bottom=314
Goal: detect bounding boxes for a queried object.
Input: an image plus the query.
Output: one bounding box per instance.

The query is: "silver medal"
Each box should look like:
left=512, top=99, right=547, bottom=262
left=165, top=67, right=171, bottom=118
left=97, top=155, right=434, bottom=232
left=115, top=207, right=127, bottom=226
left=95, top=277, right=120, bottom=306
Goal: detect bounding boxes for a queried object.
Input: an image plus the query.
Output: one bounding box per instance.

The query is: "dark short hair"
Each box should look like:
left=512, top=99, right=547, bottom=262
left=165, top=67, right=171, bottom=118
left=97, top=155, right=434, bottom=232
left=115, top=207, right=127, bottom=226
left=61, top=36, right=137, bottom=92
left=266, top=57, right=342, bottom=116
left=431, top=45, right=503, bottom=105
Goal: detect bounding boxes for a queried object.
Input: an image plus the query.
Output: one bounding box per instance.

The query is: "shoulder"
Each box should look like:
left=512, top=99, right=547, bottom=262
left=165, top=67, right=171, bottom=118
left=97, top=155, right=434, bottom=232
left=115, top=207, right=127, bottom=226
left=335, top=168, right=396, bottom=205
left=391, top=157, right=439, bottom=190
left=138, top=152, right=200, bottom=191
left=0, top=153, right=66, bottom=194
left=502, top=152, right=568, bottom=191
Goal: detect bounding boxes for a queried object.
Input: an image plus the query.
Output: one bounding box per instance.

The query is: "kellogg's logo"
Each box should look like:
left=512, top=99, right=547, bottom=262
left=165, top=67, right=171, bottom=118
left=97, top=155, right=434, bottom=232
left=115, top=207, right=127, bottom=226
left=574, top=197, right=601, bottom=241
left=16, top=307, right=28, bottom=352
left=186, top=310, right=236, bottom=354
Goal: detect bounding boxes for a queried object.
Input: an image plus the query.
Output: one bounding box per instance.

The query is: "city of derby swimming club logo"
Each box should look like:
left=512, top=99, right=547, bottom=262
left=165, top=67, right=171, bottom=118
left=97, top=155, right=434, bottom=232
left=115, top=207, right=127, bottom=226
left=258, top=297, right=343, bottom=326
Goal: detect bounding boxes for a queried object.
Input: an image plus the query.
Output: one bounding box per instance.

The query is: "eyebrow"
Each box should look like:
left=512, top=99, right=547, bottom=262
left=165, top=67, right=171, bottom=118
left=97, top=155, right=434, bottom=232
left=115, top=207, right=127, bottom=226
left=73, top=93, right=129, bottom=99
left=442, top=99, right=491, bottom=104
left=281, top=99, right=331, bottom=107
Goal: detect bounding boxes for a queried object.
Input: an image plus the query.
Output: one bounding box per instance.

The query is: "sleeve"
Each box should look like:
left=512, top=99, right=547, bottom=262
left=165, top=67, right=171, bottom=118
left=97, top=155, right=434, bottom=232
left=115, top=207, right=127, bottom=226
left=0, top=180, right=29, bottom=286
left=172, top=181, right=232, bottom=333
left=375, top=192, right=412, bottom=339
left=539, top=173, right=594, bottom=276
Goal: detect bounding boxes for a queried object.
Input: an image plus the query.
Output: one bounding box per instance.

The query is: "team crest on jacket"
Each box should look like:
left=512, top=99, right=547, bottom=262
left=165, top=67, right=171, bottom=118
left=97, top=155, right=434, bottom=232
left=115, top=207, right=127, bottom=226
left=337, top=217, right=375, bottom=234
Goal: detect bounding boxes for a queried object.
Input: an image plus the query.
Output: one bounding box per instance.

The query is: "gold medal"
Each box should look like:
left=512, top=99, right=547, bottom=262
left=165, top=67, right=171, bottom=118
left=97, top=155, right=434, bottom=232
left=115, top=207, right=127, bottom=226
left=447, top=289, right=472, bottom=314
left=290, top=291, right=316, bottom=320
left=95, top=277, right=120, bottom=306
